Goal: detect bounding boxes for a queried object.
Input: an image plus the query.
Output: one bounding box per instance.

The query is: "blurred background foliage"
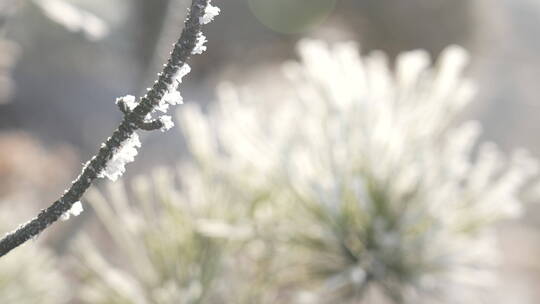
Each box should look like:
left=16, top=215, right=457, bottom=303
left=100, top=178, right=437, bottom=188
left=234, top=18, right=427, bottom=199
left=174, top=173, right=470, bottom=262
left=1, top=0, right=540, bottom=303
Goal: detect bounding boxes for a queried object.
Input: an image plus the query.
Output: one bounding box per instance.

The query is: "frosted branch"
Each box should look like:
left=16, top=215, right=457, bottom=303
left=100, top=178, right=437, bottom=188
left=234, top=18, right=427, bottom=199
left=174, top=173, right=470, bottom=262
left=0, top=0, right=217, bottom=257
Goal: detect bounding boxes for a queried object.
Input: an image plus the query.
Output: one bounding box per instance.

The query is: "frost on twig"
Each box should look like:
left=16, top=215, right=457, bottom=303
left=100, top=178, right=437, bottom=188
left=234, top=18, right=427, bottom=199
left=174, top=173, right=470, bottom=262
left=60, top=201, right=83, bottom=221
left=159, top=115, right=175, bottom=132
left=156, top=64, right=190, bottom=112
left=0, top=0, right=219, bottom=258
left=193, top=32, right=207, bottom=54
left=97, top=133, right=141, bottom=182
left=200, top=2, right=220, bottom=25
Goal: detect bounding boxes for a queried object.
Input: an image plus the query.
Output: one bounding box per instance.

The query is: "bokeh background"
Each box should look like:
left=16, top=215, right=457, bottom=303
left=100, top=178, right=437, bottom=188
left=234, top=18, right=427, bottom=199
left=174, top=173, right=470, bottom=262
left=1, top=0, right=540, bottom=302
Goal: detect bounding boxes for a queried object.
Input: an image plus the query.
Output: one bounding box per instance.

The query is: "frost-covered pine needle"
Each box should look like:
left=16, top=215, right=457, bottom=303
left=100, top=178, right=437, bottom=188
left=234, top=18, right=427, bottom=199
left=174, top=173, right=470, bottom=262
left=175, top=40, right=540, bottom=303
left=33, top=0, right=109, bottom=40
left=98, top=133, right=141, bottom=181
left=73, top=169, right=242, bottom=303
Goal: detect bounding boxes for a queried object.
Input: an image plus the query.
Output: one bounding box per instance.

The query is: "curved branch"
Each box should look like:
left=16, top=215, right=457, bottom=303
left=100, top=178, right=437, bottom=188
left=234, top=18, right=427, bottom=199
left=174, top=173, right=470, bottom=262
left=0, top=0, right=211, bottom=257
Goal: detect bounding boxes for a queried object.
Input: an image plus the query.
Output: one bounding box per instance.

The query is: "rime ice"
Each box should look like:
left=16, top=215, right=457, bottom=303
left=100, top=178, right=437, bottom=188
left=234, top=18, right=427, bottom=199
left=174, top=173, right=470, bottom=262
left=173, top=64, right=191, bottom=85
left=163, top=91, right=183, bottom=106
left=160, top=115, right=174, bottom=132
left=116, top=95, right=138, bottom=110
left=98, top=133, right=141, bottom=181
left=60, top=201, right=83, bottom=221
left=200, top=1, right=220, bottom=25
left=192, top=33, right=207, bottom=55
left=156, top=64, right=190, bottom=113
left=156, top=91, right=183, bottom=113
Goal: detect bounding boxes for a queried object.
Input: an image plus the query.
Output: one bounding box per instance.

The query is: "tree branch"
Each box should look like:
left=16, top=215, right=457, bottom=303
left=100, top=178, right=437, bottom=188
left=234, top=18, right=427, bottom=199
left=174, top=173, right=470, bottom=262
left=0, top=0, right=213, bottom=257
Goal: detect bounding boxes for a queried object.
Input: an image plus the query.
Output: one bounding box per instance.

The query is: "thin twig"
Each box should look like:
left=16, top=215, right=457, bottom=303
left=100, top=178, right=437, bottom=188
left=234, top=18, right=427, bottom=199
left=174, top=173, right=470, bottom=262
left=0, top=0, right=210, bottom=257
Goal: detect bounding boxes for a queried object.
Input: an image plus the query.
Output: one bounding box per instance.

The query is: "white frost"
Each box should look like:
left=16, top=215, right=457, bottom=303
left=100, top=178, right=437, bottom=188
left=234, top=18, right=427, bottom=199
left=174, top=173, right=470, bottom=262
left=156, top=91, right=183, bottom=113
left=160, top=115, right=175, bottom=132
left=116, top=95, right=138, bottom=110
left=98, top=132, right=141, bottom=181
left=200, top=1, right=220, bottom=25
left=172, top=64, right=191, bottom=85
left=156, top=64, right=190, bottom=113
left=163, top=90, right=183, bottom=106
left=155, top=100, right=170, bottom=113
left=192, top=32, right=207, bottom=55
left=60, top=201, right=84, bottom=221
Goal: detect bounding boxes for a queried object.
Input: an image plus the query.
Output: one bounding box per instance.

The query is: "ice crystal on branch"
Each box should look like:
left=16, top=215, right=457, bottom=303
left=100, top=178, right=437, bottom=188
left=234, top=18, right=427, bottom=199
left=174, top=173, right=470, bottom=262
left=98, top=133, right=141, bottom=181
left=172, top=64, right=192, bottom=85
left=116, top=95, right=138, bottom=110
left=200, top=0, right=220, bottom=25
left=159, top=115, right=174, bottom=132
left=156, top=64, right=190, bottom=113
left=193, top=32, right=208, bottom=55
left=60, top=201, right=83, bottom=221
left=162, top=91, right=183, bottom=106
